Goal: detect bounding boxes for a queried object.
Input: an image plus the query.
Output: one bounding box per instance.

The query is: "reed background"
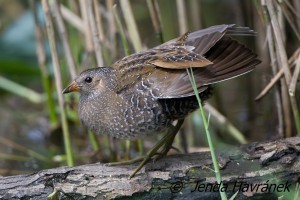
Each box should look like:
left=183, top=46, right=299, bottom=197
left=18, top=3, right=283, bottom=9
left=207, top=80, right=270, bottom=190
left=0, top=0, right=299, bottom=176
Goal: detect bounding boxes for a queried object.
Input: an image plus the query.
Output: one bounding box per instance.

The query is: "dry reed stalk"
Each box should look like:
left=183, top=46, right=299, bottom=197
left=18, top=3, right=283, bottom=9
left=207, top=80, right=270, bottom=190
left=266, top=24, right=284, bottom=136
left=31, top=0, right=58, bottom=125
left=175, top=0, right=189, bottom=155
left=51, top=0, right=77, bottom=79
left=176, top=0, right=188, bottom=34
left=255, top=48, right=299, bottom=100
left=106, top=0, right=117, bottom=52
left=60, top=5, right=85, bottom=33
left=266, top=1, right=291, bottom=83
left=189, top=0, right=202, bottom=29
left=87, top=0, right=104, bottom=67
left=289, top=54, right=300, bottom=96
left=42, top=0, right=74, bottom=166
left=119, top=0, right=143, bottom=52
left=293, top=0, right=300, bottom=32
left=262, top=0, right=300, bottom=135
left=93, top=0, right=105, bottom=43
left=147, top=0, right=164, bottom=43
left=79, top=0, right=94, bottom=51
left=279, top=0, right=300, bottom=41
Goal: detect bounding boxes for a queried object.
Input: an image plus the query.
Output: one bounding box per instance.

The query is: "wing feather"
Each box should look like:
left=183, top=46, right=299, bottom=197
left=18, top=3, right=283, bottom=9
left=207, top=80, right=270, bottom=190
left=112, top=24, right=260, bottom=98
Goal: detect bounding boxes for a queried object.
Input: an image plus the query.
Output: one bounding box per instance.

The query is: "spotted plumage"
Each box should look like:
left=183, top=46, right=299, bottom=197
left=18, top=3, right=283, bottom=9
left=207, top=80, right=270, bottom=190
left=63, top=24, right=261, bottom=139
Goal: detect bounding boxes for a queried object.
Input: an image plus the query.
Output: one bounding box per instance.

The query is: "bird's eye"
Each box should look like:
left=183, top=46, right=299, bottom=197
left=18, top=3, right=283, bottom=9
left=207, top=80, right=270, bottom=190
left=85, top=76, right=92, bottom=83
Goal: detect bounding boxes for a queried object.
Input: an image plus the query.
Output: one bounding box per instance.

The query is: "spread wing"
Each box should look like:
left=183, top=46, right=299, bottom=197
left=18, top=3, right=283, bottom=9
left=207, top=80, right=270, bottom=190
left=111, top=24, right=260, bottom=99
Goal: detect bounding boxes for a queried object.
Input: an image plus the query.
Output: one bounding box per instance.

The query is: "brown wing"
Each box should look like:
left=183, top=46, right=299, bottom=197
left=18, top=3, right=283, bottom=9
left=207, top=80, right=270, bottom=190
left=148, top=32, right=213, bottom=68
left=112, top=24, right=260, bottom=98
left=111, top=35, right=212, bottom=94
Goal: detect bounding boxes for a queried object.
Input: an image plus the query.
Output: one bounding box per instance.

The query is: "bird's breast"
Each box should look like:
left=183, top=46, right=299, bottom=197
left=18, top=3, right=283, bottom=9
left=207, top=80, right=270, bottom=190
left=78, top=91, right=171, bottom=139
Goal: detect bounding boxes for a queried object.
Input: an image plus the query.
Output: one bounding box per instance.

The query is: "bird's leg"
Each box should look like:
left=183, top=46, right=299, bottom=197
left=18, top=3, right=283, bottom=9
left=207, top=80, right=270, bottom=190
left=129, top=119, right=184, bottom=178
left=106, top=119, right=184, bottom=179
left=153, top=119, right=184, bottom=161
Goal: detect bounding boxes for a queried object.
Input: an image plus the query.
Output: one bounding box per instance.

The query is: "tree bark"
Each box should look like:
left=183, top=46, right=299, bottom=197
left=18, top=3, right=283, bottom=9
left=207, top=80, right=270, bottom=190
left=0, top=136, right=300, bottom=200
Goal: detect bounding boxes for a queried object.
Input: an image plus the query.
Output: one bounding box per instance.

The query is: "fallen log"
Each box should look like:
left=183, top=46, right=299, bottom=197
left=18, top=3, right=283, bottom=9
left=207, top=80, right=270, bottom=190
left=0, top=136, right=300, bottom=199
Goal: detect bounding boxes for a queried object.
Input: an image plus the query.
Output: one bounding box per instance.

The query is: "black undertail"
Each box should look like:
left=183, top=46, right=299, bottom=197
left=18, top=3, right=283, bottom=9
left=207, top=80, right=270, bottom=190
left=160, top=86, right=213, bottom=120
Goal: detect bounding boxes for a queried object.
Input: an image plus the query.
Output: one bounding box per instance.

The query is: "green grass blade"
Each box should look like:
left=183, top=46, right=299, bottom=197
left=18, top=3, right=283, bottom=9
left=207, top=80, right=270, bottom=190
left=187, top=67, right=227, bottom=200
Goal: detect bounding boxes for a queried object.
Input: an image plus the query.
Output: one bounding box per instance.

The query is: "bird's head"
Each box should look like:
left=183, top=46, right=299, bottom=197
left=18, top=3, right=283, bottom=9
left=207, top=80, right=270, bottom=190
left=62, top=67, right=117, bottom=97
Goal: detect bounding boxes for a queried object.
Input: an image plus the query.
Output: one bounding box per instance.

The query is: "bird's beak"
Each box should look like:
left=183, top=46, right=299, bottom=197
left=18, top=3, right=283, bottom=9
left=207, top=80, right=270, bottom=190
left=62, top=81, right=80, bottom=94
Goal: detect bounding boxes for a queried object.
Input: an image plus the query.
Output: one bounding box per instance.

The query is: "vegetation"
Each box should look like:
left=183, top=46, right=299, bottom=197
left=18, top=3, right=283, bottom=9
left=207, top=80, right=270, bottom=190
left=0, top=0, right=299, bottom=198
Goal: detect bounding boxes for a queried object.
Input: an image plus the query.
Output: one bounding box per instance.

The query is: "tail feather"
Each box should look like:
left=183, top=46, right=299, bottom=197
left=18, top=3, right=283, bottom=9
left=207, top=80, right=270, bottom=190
left=193, top=36, right=260, bottom=85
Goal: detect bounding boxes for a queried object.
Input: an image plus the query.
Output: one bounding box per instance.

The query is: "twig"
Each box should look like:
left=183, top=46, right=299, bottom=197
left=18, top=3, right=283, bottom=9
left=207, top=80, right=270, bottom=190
left=42, top=0, right=74, bottom=166
left=60, top=5, right=85, bottom=33
left=51, top=0, right=77, bottom=79
left=255, top=47, right=299, bottom=101
left=87, top=0, right=104, bottom=67
left=119, top=0, right=143, bottom=52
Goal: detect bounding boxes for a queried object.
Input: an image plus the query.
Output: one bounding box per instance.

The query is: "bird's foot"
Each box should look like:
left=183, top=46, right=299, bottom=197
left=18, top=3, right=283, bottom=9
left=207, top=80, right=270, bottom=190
left=105, top=156, right=144, bottom=166
left=129, top=119, right=184, bottom=179
left=153, top=145, right=181, bottom=162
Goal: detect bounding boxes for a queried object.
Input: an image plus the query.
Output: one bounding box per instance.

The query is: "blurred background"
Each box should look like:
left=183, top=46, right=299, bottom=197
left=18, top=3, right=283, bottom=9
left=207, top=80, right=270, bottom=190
left=0, top=0, right=299, bottom=176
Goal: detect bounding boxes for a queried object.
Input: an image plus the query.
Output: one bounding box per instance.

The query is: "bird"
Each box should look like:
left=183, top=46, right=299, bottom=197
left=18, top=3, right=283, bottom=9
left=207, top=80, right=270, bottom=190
left=63, top=24, right=261, bottom=178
